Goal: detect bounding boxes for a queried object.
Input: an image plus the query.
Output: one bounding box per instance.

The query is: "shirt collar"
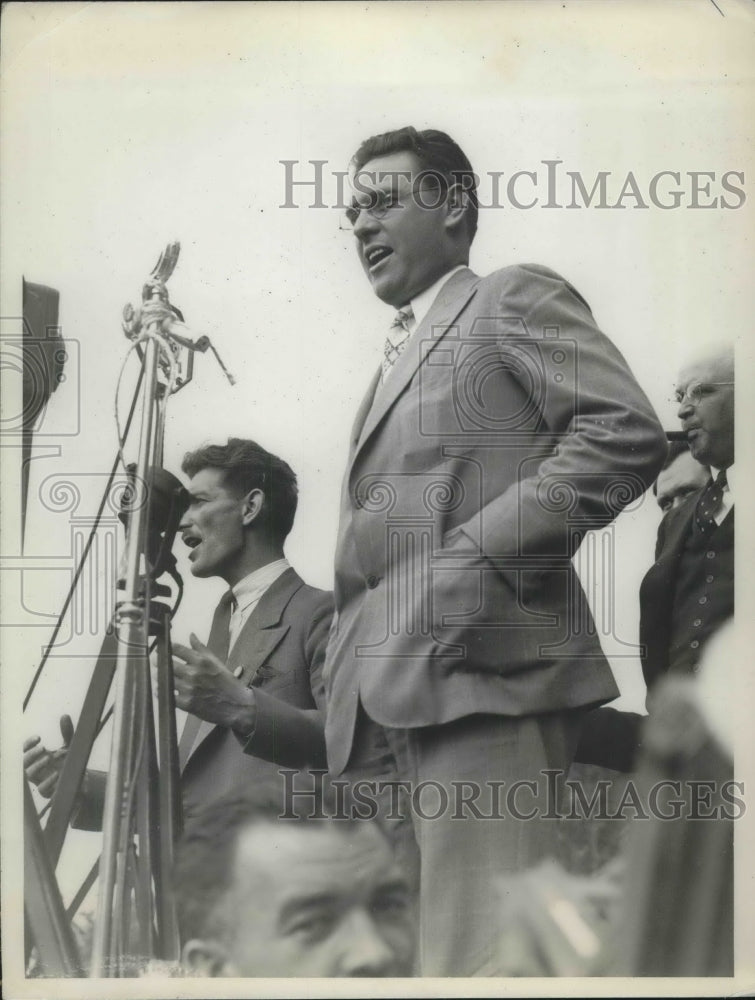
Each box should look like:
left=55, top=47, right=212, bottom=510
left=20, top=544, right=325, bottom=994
left=405, top=265, right=467, bottom=332
left=231, top=558, right=290, bottom=612
left=710, top=464, right=734, bottom=496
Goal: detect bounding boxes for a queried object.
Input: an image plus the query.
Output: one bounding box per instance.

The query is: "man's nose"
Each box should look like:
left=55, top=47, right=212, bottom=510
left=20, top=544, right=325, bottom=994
left=677, top=395, right=694, bottom=420
left=336, top=910, right=395, bottom=977
left=353, top=207, right=380, bottom=240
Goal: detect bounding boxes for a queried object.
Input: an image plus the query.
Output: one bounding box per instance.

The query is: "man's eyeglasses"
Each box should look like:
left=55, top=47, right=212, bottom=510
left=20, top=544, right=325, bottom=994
left=340, top=179, right=443, bottom=231
left=672, top=380, right=734, bottom=406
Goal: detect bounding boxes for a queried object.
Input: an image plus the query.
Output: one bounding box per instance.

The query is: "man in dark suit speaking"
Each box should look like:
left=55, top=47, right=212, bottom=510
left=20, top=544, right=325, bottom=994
left=322, top=126, right=667, bottom=975
left=24, top=438, right=333, bottom=825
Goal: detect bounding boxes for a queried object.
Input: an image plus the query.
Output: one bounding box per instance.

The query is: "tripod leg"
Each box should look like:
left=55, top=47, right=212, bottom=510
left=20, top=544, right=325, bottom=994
left=153, top=603, right=182, bottom=958
left=133, top=663, right=157, bottom=961
left=44, top=629, right=118, bottom=865
left=24, top=781, right=80, bottom=976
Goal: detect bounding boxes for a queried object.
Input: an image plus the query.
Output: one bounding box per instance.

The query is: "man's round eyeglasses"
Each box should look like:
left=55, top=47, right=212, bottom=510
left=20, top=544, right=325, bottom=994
left=673, top=380, right=734, bottom=406
left=339, top=179, right=443, bottom=231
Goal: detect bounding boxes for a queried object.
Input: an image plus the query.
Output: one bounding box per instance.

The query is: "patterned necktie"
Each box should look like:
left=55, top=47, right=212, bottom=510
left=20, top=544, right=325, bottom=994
left=694, top=469, right=728, bottom=536
left=381, top=307, right=414, bottom=383
left=178, top=589, right=235, bottom=768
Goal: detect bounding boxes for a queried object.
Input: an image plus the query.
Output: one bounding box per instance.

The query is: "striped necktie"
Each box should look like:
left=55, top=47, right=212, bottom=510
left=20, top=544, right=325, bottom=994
left=381, top=307, right=414, bottom=383
left=694, top=469, right=728, bottom=536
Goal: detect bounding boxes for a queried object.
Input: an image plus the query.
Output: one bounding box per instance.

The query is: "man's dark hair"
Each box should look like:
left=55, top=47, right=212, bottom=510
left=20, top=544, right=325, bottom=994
left=174, top=777, right=368, bottom=943
left=181, top=437, right=298, bottom=544
left=652, top=438, right=693, bottom=496
left=352, top=126, right=479, bottom=242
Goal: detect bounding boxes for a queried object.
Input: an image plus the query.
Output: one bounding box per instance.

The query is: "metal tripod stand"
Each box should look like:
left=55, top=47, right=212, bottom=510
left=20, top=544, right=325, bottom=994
left=23, top=243, right=234, bottom=977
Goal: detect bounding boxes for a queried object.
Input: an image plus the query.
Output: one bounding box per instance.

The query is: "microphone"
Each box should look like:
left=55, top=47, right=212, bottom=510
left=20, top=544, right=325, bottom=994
left=118, top=465, right=189, bottom=581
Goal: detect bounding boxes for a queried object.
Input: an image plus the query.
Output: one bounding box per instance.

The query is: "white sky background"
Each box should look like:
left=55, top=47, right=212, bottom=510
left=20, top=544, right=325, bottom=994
left=2, top=0, right=755, bottom=976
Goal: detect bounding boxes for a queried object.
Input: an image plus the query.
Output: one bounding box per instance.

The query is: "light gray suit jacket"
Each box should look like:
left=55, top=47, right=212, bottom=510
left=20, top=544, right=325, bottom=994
left=323, top=264, right=667, bottom=776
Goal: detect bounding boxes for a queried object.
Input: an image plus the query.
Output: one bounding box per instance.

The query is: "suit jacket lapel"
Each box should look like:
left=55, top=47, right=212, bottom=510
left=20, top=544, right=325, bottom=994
left=181, top=569, right=304, bottom=768
left=351, top=269, right=479, bottom=467
left=349, top=368, right=382, bottom=457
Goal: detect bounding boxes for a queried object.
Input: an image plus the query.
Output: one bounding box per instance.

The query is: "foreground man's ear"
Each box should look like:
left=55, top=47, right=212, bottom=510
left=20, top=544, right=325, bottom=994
left=241, top=487, right=265, bottom=527
left=181, top=938, right=233, bottom=976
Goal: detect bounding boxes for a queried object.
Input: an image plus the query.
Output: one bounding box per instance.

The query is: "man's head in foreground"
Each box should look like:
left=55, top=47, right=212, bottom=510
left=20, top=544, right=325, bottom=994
left=174, top=782, right=416, bottom=977
left=653, top=440, right=710, bottom=513
left=347, top=126, right=478, bottom=308
left=675, top=344, right=734, bottom=471
left=179, top=437, right=298, bottom=586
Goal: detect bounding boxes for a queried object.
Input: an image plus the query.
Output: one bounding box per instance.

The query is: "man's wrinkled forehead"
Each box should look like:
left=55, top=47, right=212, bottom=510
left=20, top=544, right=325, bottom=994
left=234, top=820, right=402, bottom=899
left=186, top=466, right=230, bottom=498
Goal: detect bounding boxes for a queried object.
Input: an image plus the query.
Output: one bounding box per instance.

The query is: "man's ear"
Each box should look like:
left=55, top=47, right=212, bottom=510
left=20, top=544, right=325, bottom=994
left=181, top=938, right=233, bottom=977
left=241, top=488, right=264, bottom=527
left=444, top=182, right=469, bottom=232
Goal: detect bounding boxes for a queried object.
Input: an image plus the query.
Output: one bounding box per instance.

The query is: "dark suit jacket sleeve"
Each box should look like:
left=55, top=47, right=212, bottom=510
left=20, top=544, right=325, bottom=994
left=574, top=706, right=645, bottom=773
left=450, top=265, right=667, bottom=577
left=240, top=591, right=333, bottom=770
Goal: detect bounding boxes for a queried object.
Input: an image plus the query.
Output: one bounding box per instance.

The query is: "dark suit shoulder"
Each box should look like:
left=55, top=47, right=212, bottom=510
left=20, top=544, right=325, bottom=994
left=285, top=580, right=334, bottom=617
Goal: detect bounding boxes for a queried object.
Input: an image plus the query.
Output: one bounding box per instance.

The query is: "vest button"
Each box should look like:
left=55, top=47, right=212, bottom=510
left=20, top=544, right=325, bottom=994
left=366, top=575, right=380, bottom=589
left=706, top=575, right=714, bottom=583
left=693, top=618, right=702, bottom=627
left=690, top=639, right=700, bottom=650
left=706, top=551, right=716, bottom=559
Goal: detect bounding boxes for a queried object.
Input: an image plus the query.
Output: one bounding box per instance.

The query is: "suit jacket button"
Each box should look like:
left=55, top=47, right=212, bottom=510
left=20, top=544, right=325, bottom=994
left=366, top=575, right=380, bottom=589
left=706, top=551, right=716, bottom=559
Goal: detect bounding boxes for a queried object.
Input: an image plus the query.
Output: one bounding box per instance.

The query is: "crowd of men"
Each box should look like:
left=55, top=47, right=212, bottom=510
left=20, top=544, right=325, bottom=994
left=24, top=126, right=735, bottom=978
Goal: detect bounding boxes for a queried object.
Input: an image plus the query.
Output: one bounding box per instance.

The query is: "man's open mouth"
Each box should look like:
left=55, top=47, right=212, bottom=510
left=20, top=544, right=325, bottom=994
left=183, top=535, right=202, bottom=558
left=364, top=246, right=393, bottom=270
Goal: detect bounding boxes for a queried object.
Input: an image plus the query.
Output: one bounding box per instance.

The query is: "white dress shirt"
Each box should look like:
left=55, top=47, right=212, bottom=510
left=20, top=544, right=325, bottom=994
left=709, top=465, right=734, bottom=525
left=404, top=264, right=467, bottom=334
left=228, top=558, right=290, bottom=653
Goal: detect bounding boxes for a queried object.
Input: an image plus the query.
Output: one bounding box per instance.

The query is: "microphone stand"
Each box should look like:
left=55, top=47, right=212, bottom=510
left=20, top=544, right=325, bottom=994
left=84, top=244, right=233, bottom=976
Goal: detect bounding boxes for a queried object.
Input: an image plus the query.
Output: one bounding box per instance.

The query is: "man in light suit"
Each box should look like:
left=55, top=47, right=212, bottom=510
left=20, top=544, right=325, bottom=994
left=323, top=126, right=667, bottom=975
left=24, top=438, right=333, bottom=826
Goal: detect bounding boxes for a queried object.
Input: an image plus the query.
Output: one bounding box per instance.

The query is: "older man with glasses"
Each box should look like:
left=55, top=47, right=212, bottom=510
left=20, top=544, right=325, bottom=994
left=576, top=344, right=735, bottom=774
left=640, top=344, right=734, bottom=689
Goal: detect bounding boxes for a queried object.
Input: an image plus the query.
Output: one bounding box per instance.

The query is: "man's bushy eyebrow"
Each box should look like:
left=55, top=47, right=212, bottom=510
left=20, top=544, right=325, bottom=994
left=278, top=892, right=340, bottom=925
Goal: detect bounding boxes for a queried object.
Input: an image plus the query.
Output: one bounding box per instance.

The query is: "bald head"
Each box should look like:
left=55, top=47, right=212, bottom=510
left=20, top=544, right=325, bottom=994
left=675, top=345, right=734, bottom=470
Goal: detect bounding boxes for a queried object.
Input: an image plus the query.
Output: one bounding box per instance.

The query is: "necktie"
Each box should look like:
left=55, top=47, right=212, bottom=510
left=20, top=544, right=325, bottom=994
left=178, top=589, right=235, bottom=768
left=381, top=307, right=414, bottom=383
left=694, top=469, right=728, bottom=536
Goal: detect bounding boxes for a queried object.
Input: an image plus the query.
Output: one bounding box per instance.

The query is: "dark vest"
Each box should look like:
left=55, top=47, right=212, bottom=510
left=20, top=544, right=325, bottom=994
left=667, top=510, right=733, bottom=675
